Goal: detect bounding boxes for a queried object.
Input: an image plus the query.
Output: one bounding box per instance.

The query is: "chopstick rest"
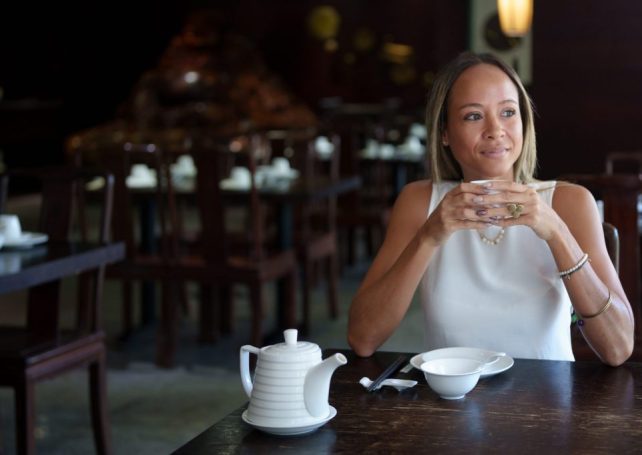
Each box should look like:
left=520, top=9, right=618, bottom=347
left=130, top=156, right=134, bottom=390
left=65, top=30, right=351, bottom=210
left=366, top=356, right=407, bottom=392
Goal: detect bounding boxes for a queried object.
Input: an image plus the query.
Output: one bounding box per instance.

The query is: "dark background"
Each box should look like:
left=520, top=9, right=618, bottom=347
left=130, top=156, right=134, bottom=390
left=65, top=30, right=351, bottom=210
left=0, top=0, right=641, bottom=179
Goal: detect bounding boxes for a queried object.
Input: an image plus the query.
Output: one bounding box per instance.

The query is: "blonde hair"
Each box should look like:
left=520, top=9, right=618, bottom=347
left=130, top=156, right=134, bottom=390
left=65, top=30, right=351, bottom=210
left=425, top=52, right=537, bottom=183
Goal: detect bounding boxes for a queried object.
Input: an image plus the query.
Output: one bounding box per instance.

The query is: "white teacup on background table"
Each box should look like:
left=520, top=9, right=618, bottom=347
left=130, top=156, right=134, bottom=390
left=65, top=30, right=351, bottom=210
left=0, top=214, right=22, bottom=243
left=0, top=214, right=48, bottom=249
left=220, top=166, right=252, bottom=190
left=127, top=164, right=157, bottom=188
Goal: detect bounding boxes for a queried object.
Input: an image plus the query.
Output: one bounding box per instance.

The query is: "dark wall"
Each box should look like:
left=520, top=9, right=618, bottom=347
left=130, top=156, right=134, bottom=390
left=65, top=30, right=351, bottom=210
left=531, top=1, right=642, bottom=179
left=0, top=1, right=641, bottom=179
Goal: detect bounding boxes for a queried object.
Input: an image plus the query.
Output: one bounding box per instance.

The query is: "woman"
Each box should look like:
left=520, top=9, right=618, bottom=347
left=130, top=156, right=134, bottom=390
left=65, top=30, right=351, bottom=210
left=348, top=52, right=634, bottom=366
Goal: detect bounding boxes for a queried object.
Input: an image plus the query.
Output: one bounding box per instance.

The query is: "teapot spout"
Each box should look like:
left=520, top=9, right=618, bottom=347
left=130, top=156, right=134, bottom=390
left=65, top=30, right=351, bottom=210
left=304, top=353, right=347, bottom=418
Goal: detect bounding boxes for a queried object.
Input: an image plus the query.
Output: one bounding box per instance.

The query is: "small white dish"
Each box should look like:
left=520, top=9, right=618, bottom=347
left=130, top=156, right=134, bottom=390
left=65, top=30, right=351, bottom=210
left=2, top=232, right=48, bottom=249
left=420, top=358, right=484, bottom=400
left=126, top=176, right=157, bottom=188
left=410, top=347, right=514, bottom=379
left=220, top=179, right=251, bottom=190
left=359, top=377, right=417, bottom=392
left=241, top=405, right=336, bottom=436
left=270, top=168, right=300, bottom=179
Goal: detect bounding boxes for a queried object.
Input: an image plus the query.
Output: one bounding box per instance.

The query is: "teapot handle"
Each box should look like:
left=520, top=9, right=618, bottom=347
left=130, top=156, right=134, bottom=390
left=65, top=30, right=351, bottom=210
left=240, top=345, right=260, bottom=398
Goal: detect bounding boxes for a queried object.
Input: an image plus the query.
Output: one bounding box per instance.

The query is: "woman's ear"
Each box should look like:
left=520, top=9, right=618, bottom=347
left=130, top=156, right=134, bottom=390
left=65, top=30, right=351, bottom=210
left=441, top=130, right=449, bottom=147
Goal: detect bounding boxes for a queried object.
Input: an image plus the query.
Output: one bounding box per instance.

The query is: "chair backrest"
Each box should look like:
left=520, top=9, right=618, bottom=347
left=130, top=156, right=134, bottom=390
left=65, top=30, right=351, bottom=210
left=0, top=167, right=113, bottom=244
left=266, top=129, right=341, bottom=234
left=605, top=151, right=642, bottom=176
left=603, top=221, right=620, bottom=274
left=189, top=134, right=267, bottom=262
left=77, top=142, right=178, bottom=261
left=0, top=166, right=114, bottom=333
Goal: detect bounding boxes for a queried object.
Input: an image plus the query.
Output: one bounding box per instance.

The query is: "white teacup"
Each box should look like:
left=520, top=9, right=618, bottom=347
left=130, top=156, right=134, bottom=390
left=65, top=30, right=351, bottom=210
left=315, top=136, right=334, bottom=157
left=230, top=166, right=252, bottom=188
left=175, top=155, right=196, bottom=175
left=470, top=179, right=508, bottom=195
left=131, top=164, right=153, bottom=178
left=272, top=157, right=291, bottom=175
left=0, top=214, right=22, bottom=242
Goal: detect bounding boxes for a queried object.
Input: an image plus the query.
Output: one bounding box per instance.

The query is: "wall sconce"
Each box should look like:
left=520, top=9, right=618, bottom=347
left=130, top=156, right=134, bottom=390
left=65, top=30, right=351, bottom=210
left=497, top=0, right=533, bottom=37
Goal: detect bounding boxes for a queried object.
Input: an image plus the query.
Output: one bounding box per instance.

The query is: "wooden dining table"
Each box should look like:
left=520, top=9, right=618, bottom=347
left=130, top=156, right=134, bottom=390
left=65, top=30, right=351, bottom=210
left=0, top=241, right=125, bottom=335
left=174, top=349, right=642, bottom=454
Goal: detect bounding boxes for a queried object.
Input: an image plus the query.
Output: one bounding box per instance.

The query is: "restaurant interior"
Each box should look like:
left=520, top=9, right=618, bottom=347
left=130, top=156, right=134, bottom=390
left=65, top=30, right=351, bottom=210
left=1, top=0, right=642, bottom=453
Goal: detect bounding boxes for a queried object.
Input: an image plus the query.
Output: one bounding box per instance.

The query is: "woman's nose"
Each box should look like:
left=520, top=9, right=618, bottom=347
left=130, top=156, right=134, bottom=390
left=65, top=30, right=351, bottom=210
left=484, top=116, right=505, bottom=139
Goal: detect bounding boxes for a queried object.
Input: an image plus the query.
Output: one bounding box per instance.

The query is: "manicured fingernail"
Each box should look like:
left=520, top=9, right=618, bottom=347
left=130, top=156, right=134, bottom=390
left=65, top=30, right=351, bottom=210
left=476, top=209, right=487, bottom=216
left=473, top=196, right=483, bottom=203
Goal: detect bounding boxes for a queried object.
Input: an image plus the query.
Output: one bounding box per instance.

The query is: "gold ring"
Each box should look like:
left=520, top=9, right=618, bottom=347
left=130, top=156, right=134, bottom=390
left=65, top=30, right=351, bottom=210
left=507, top=203, right=524, bottom=219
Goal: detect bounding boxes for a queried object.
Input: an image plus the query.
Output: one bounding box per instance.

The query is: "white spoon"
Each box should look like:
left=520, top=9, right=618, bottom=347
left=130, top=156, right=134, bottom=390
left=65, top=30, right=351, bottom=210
left=359, top=377, right=418, bottom=392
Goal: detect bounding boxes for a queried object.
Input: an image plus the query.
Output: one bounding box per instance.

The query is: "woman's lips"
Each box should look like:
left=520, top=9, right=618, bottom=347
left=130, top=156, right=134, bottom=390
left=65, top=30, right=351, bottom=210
left=480, top=148, right=509, bottom=158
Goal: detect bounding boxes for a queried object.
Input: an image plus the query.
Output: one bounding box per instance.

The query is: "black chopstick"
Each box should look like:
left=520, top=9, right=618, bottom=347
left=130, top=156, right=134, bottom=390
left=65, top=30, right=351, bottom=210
left=367, top=355, right=407, bottom=392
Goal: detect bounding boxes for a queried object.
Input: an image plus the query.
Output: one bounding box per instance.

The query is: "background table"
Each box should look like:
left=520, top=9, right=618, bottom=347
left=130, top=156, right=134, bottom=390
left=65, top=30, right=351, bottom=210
left=175, top=349, right=642, bottom=454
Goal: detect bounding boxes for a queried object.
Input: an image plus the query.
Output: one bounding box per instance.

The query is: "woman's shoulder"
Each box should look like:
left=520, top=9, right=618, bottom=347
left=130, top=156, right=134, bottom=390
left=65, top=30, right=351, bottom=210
left=394, top=179, right=433, bottom=213
left=552, top=181, right=595, bottom=205
left=551, top=180, right=598, bottom=220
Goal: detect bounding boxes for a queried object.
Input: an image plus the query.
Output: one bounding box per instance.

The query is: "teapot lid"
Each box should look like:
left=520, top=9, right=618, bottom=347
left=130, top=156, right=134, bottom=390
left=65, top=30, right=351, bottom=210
left=262, top=329, right=320, bottom=362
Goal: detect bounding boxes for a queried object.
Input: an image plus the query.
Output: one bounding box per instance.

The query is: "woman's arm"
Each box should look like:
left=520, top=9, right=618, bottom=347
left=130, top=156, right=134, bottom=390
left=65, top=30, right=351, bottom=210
left=348, top=180, right=491, bottom=357
left=550, top=184, right=634, bottom=365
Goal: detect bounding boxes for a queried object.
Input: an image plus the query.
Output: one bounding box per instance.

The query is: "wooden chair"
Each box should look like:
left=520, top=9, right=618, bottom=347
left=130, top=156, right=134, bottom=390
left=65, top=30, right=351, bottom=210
left=325, top=112, right=392, bottom=266
left=571, top=222, right=620, bottom=360
left=78, top=142, right=183, bottom=367
left=266, top=129, right=341, bottom=332
left=0, top=167, right=114, bottom=455
left=169, top=135, right=299, bottom=349
left=605, top=150, right=642, bottom=176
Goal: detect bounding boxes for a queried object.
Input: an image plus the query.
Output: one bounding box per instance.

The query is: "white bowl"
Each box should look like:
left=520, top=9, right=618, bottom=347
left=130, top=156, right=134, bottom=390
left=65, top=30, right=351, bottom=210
left=420, top=358, right=484, bottom=400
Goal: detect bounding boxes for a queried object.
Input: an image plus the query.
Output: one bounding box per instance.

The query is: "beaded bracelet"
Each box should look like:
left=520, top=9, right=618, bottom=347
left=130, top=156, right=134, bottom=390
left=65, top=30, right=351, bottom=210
left=576, top=289, right=613, bottom=326
left=559, top=253, right=589, bottom=280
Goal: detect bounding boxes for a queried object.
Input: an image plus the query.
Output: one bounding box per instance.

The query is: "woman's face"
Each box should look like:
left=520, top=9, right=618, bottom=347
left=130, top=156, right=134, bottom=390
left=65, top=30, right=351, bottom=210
left=442, top=63, right=523, bottom=182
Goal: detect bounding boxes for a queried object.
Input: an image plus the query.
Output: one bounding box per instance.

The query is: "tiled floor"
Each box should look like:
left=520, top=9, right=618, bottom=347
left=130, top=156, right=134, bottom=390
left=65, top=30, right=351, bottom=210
left=0, top=245, right=425, bottom=454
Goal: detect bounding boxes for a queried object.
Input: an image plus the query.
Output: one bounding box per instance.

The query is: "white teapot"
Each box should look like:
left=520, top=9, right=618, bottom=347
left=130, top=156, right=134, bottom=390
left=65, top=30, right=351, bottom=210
left=240, top=329, right=347, bottom=430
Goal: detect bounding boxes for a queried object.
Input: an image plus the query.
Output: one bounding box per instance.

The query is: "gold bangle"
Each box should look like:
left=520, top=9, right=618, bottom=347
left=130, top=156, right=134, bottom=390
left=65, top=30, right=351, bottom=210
left=577, top=289, right=613, bottom=321
left=559, top=253, right=590, bottom=280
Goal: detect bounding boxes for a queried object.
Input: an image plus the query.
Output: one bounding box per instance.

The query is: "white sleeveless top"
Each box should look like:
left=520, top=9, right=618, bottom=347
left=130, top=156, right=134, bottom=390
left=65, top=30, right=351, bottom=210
left=418, top=181, right=574, bottom=361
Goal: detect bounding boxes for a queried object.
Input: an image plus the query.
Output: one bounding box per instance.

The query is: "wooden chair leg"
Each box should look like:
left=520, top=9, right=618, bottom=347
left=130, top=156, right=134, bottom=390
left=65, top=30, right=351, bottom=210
left=327, top=254, right=339, bottom=320
left=219, top=285, right=233, bottom=334
left=15, top=380, right=36, bottom=455
left=156, top=282, right=179, bottom=368
left=286, top=271, right=298, bottom=330
left=301, top=258, right=312, bottom=335
left=347, top=227, right=356, bottom=265
left=121, top=280, right=134, bottom=339
left=89, top=351, right=112, bottom=455
left=179, top=281, right=190, bottom=317
left=198, top=284, right=216, bottom=343
left=249, top=284, right=263, bottom=347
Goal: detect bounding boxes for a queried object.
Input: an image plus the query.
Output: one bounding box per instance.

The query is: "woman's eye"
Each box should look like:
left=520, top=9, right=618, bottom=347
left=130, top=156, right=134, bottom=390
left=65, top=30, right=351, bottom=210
left=502, top=109, right=517, bottom=118
left=464, top=112, right=482, bottom=121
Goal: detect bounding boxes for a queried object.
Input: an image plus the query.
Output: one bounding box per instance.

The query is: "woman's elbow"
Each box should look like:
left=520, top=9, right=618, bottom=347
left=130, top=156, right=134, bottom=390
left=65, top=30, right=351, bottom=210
left=347, top=330, right=377, bottom=358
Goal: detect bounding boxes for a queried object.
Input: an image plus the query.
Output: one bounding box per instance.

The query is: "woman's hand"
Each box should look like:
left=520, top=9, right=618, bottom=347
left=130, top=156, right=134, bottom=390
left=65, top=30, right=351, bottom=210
left=471, top=180, right=563, bottom=240
left=422, top=182, right=499, bottom=244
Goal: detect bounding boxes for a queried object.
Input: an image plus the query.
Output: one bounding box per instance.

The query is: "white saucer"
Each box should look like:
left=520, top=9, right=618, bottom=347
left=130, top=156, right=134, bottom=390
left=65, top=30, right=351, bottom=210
left=2, top=232, right=48, bottom=249
left=268, top=168, right=299, bottom=179
left=410, top=347, right=514, bottom=379
left=220, top=179, right=251, bottom=190
left=241, top=406, right=336, bottom=436
left=126, top=177, right=157, bottom=188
